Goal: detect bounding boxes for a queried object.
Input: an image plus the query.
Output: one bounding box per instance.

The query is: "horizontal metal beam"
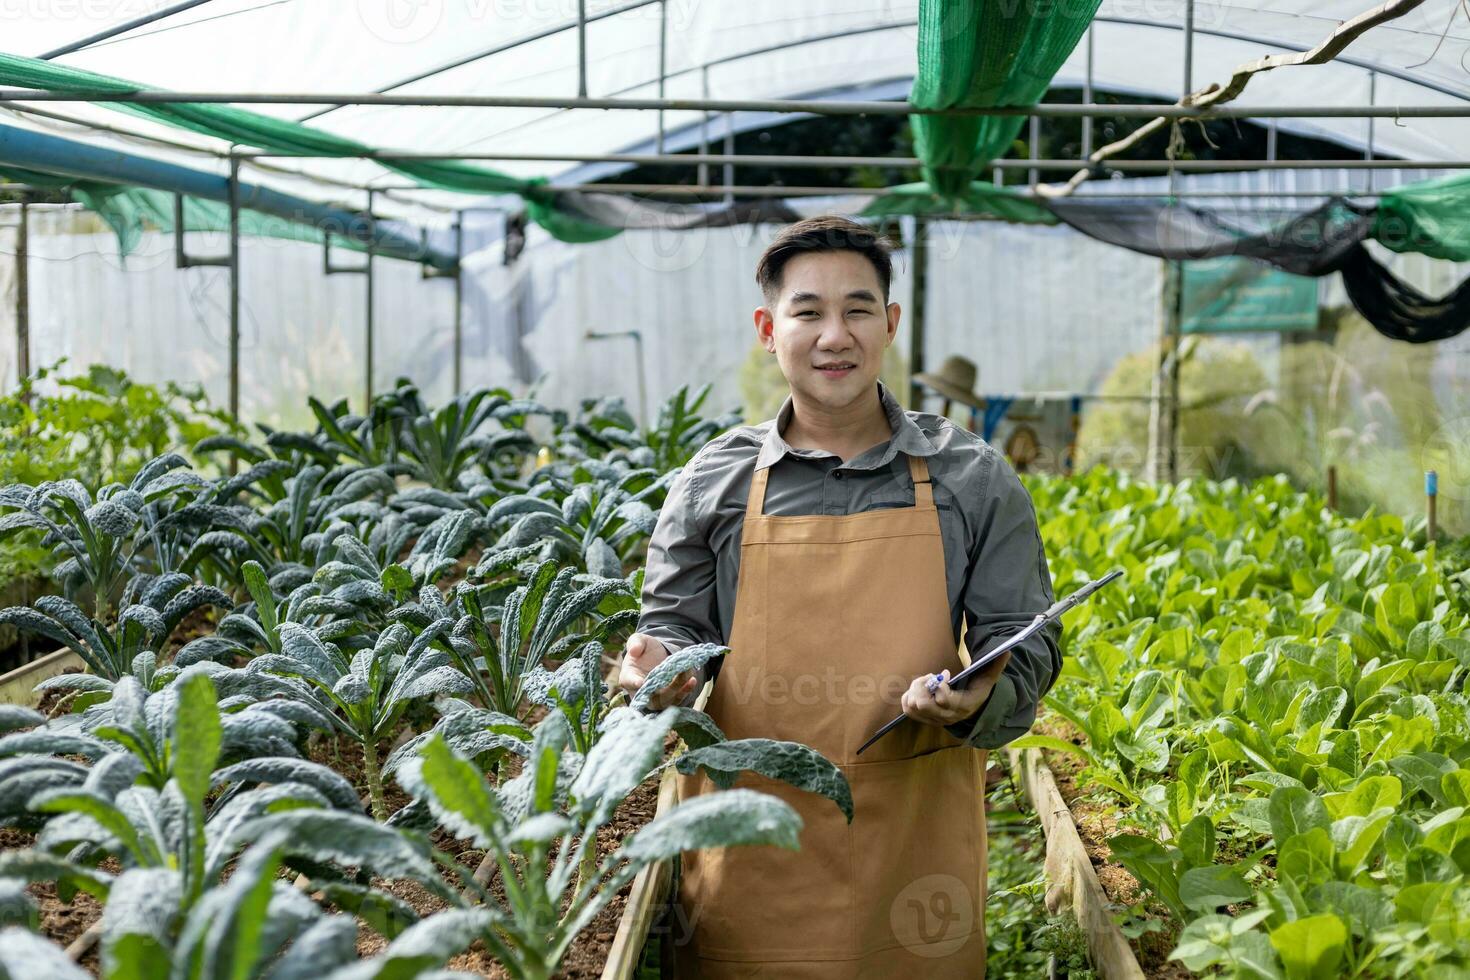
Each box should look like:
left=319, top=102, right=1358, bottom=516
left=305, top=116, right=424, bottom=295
left=0, top=123, right=457, bottom=268
left=543, top=161, right=1462, bottom=196
left=2, top=102, right=459, bottom=211
left=1026, top=158, right=1460, bottom=171
left=4, top=92, right=1470, bottom=118
left=248, top=150, right=1466, bottom=176
left=247, top=150, right=922, bottom=166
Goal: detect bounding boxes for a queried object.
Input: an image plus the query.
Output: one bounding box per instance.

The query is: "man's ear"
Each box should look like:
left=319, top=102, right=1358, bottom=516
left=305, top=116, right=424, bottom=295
left=885, top=302, right=901, bottom=346
left=754, top=306, right=776, bottom=353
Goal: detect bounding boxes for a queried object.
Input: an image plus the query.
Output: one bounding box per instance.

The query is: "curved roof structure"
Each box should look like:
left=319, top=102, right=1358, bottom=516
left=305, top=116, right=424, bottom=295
left=0, top=0, right=1467, bottom=222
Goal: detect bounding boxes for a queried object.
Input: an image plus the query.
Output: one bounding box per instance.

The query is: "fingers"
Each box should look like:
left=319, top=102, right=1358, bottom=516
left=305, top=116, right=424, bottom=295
left=903, top=668, right=985, bottom=725
left=902, top=673, right=944, bottom=722
left=932, top=669, right=954, bottom=710
left=620, top=654, right=696, bottom=709
left=618, top=633, right=670, bottom=698
left=647, top=670, right=697, bottom=710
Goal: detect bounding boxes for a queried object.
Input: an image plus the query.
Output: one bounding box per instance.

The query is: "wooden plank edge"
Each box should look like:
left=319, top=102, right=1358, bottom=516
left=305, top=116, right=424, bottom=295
left=1006, top=746, right=1146, bottom=980
left=600, top=679, right=711, bottom=980
left=601, top=765, right=679, bottom=980
left=0, top=648, right=84, bottom=708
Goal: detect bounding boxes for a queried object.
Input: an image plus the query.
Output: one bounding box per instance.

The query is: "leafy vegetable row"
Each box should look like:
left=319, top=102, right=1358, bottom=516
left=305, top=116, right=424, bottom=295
left=1021, top=469, right=1470, bottom=979
left=0, top=379, right=847, bottom=980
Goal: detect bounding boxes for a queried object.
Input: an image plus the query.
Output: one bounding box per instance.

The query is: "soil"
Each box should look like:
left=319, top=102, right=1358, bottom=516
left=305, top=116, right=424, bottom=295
left=305, top=724, right=658, bottom=978
left=344, top=774, right=661, bottom=978
left=36, top=665, right=84, bottom=717
left=163, top=604, right=226, bottom=658
left=305, top=732, right=416, bottom=819
left=1031, top=715, right=1193, bottom=980
left=1, top=827, right=109, bottom=973
left=1, top=576, right=651, bottom=977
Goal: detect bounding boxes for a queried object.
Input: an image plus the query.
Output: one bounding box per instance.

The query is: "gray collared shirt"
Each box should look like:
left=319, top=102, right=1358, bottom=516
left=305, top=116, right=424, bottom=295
left=635, top=380, right=1062, bottom=749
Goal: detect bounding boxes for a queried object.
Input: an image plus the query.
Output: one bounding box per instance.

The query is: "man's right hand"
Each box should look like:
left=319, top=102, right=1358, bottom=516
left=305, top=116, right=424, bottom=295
left=618, top=633, right=697, bottom=710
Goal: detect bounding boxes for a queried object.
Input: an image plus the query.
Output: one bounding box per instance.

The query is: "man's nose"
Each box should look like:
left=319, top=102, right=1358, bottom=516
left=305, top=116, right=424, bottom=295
left=815, top=316, right=853, bottom=349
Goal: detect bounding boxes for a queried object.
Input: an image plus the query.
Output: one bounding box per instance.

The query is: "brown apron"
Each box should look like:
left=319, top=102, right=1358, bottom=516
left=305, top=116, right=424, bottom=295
left=673, top=454, right=988, bottom=979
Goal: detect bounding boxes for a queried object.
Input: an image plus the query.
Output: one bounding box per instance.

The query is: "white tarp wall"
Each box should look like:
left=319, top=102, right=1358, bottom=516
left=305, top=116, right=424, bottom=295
left=4, top=169, right=1468, bottom=425
left=0, top=205, right=459, bottom=429
left=2, top=169, right=1469, bottom=531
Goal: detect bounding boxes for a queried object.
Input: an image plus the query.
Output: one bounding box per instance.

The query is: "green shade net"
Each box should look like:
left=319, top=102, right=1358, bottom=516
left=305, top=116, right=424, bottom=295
left=1373, top=171, right=1470, bottom=262
left=858, top=180, right=1056, bottom=224
left=2, top=168, right=361, bottom=257
left=907, top=0, right=1100, bottom=202
left=0, top=52, right=620, bottom=243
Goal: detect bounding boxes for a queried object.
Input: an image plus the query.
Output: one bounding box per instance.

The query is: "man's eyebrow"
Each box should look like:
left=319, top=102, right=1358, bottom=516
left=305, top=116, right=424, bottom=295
left=787, top=289, right=880, bottom=304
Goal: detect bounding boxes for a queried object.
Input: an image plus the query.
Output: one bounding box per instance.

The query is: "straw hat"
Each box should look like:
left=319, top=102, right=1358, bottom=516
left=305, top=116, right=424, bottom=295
left=913, top=355, right=985, bottom=411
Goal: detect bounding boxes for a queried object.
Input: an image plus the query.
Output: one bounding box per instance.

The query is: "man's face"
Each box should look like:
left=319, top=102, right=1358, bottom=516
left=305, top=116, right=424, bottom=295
left=755, top=251, right=901, bottom=413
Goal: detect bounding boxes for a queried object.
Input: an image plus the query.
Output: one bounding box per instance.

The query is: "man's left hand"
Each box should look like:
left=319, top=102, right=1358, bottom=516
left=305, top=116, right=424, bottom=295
left=901, top=651, right=1012, bottom=727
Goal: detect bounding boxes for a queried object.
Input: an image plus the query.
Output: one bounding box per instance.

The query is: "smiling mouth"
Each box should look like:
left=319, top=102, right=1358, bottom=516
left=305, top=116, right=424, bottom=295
left=815, top=363, right=856, bottom=376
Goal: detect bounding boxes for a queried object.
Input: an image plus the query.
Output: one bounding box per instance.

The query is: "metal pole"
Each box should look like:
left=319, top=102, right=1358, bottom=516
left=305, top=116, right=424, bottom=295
left=577, top=0, right=588, bottom=99
left=723, top=119, right=735, bottom=208
left=15, top=195, right=29, bottom=398
left=908, top=216, right=929, bottom=410
left=240, top=151, right=1470, bottom=172
left=227, top=155, right=240, bottom=428
left=1146, top=261, right=1171, bottom=483
left=1081, top=27, right=1094, bottom=159
left=452, top=212, right=464, bottom=395
left=38, top=0, right=215, bottom=59
left=699, top=67, right=710, bottom=187
left=9, top=90, right=1470, bottom=118
left=656, top=0, right=667, bottom=155
left=1028, top=115, right=1040, bottom=186
left=1166, top=261, right=1183, bottom=482
left=1183, top=0, right=1195, bottom=95
left=1366, top=71, right=1377, bottom=194
left=365, top=189, right=375, bottom=411
left=1427, top=470, right=1438, bottom=539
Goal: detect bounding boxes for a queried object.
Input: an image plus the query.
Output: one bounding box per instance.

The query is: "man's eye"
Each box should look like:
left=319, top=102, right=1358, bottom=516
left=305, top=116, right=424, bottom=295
left=848, top=310, right=870, bottom=316
left=795, top=311, right=818, bottom=318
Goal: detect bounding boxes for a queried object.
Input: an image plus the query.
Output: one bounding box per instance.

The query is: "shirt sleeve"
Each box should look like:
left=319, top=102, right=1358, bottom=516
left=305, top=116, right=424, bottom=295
left=634, top=458, right=721, bottom=708
left=944, top=451, right=1063, bottom=750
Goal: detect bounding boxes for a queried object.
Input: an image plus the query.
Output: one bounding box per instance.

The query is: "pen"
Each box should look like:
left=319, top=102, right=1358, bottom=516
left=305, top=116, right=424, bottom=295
left=856, top=569, right=1123, bottom=755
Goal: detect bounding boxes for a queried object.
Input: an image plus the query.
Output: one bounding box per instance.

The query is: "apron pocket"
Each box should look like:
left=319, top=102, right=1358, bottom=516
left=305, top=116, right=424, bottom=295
left=681, top=769, right=857, bottom=962
left=848, top=746, right=985, bottom=959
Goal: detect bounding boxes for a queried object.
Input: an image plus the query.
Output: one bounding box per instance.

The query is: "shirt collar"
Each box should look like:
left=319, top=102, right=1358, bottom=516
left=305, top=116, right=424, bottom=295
left=755, top=380, right=938, bottom=471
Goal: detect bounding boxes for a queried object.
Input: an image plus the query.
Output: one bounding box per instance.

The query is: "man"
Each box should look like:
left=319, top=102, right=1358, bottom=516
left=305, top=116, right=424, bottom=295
left=619, top=215, right=1062, bottom=978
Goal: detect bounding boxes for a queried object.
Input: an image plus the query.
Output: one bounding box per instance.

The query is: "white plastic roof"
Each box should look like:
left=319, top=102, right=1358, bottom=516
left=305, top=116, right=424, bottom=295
left=1, top=0, right=1468, bottom=224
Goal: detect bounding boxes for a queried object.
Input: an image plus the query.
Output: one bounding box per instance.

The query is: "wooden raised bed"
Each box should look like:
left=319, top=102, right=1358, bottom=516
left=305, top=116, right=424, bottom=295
left=1008, top=746, right=1145, bottom=980
left=0, top=648, right=83, bottom=707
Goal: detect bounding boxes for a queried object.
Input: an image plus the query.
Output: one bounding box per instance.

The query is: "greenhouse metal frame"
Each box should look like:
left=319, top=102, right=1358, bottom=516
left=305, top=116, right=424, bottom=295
left=2, top=4, right=1470, bottom=976
left=2, top=0, right=1469, bottom=478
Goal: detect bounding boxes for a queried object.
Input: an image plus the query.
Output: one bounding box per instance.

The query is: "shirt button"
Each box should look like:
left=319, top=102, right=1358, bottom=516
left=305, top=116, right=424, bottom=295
left=834, top=471, right=846, bottom=480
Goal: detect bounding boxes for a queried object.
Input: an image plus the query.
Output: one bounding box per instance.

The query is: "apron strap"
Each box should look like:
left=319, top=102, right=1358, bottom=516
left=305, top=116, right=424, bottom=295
left=746, top=463, right=771, bottom=519
left=907, top=454, right=935, bottom=509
